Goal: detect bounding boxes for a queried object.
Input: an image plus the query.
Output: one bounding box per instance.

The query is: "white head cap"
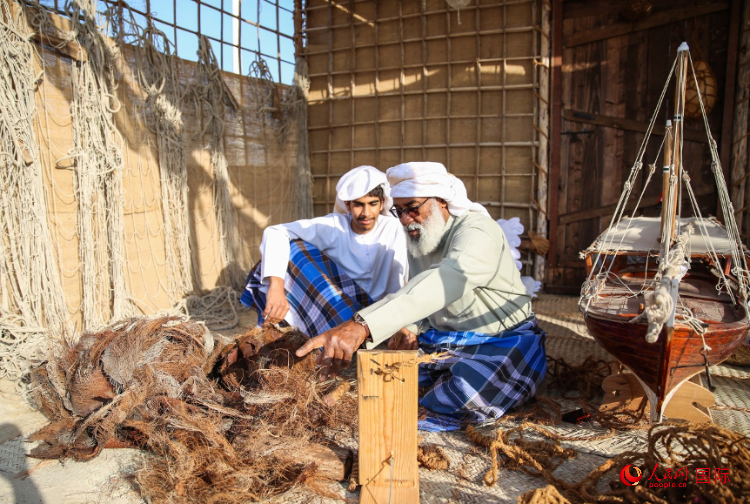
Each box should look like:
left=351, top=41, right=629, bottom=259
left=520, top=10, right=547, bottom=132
left=333, top=165, right=392, bottom=215
left=386, top=161, right=490, bottom=217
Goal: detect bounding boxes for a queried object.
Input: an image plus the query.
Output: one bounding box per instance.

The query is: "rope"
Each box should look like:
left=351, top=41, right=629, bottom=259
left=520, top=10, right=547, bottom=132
left=62, top=0, right=135, bottom=327
left=131, top=16, right=194, bottom=300
left=192, top=35, right=244, bottom=292
left=0, top=2, right=70, bottom=380
left=468, top=421, right=750, bottom=503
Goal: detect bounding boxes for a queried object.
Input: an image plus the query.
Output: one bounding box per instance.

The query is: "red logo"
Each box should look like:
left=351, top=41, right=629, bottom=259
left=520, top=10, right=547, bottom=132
left=620, top=465, right=643, bottom=486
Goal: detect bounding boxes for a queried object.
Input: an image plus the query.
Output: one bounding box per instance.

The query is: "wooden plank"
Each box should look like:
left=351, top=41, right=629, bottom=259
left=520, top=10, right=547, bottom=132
left=563, top=109, right=708, bottom=144
left=565, top=3, right=729, bottom=48
left=534, top=0, right=551, bottom=282
left=563, top=40, right=602, bottom=273
left=559, top=185, right=715, bottom=225
left=358, top=350, right=419, bottom=504
left=600, top=373, right=646, bottom=414
left=663, top=376, right=714, bottom=423
left=556, top=256, right=589, bottom=268
left=563, top=0, right=629, bottom=20
left=718, top=0, right=742, bottom=221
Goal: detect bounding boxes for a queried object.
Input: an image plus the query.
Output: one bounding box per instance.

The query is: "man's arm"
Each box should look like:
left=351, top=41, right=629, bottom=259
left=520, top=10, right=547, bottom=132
left=263, top=276, right=289, bottom=323
left=360, top=222, right=500, bottom=343
left=296, top=219, right=502, bottom=374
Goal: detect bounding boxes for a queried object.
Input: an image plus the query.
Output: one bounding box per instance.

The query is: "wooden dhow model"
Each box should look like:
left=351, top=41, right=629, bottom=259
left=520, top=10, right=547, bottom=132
left=579, top=43, right=750, bottom=423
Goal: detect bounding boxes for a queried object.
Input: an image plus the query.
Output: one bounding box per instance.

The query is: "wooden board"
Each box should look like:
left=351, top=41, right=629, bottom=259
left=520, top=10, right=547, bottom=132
left=600, top=372, right=714, bottom=423
left=357, top=350, right=419, bottom=504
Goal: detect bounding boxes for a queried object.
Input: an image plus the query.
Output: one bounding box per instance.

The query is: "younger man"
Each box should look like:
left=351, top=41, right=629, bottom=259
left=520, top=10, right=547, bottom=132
left=241, top=165, right=408, bottom=337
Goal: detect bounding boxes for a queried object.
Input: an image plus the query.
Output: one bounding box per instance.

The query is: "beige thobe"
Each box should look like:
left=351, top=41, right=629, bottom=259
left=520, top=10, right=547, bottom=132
left=359, top=213, right=532, bottom=346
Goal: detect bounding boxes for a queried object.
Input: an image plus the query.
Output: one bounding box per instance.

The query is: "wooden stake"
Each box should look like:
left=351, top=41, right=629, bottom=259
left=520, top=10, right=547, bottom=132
left=358, top=350, right=419, bottom=504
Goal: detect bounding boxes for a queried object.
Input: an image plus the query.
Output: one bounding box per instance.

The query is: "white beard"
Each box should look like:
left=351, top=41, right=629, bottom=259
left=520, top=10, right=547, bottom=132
left=405, top=200, right=446, bottom=258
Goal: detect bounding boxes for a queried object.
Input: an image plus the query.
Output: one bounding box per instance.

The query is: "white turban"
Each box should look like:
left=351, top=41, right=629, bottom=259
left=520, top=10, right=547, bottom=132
left=333, top=165, right=392, bottom=215
left=386, top=162, right=490, bottom=217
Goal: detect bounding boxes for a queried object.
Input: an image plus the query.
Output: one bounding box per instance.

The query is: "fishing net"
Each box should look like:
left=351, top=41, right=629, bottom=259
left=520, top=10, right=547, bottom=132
left=0, top=1, right=70, bottom=380
left=0, top=0, right=309, bottom=381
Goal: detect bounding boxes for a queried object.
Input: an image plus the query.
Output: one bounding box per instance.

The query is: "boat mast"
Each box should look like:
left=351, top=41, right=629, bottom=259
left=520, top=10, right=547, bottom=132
left=663, top=43, right=690, bottom=245
left=660, top=120, right=673, bottom=231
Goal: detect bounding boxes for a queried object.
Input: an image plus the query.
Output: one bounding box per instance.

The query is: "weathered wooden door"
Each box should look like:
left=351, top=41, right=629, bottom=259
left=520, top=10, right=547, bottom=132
left=546, top=0, right=740, bottom=293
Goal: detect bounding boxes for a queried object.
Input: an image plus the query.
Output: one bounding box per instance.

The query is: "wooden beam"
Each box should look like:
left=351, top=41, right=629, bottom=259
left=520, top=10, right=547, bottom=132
left=563, top=109, right=708, bottom=144
left=718, top=0, right=743, bottom=222
left=558, top=185, right=715, bottom=225
left=555, top=256, right=590, bottom=268
left=358, top=350, right=419, bottom=504
left=548, top=0, right=564, bottom=272
left=565, top=3, right=729, bottom=48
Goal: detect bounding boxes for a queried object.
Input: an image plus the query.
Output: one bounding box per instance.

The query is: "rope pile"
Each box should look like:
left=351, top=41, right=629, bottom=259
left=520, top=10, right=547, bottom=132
left=467, top=421, right=750, bottom=504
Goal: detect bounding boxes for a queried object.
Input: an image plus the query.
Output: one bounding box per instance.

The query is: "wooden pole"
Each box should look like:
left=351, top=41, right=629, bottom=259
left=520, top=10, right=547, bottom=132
left=660, top=121, right=673, bottom=237
left=547, top=0, right=563, bottom=272
left=670, top=45, right=689, bottom=239
left=358, top=350, right=419, bottom=504
left=535, top=0, right=551, bottom=282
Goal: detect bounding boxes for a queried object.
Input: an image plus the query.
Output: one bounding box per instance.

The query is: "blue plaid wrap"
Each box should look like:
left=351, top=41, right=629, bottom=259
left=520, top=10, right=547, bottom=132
left=240, top=240, right=373, bottom=337
left=417, top=317, right=547, bottom=431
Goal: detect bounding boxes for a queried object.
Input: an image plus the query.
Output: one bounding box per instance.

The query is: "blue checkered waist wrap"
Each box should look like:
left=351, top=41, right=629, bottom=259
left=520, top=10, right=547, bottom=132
left=240, top=239, right=373, bottom=337
left=416, top=316, right=547, bottom=432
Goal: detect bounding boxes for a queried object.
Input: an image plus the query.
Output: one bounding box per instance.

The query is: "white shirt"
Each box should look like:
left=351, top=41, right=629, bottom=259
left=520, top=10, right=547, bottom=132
left=259, top=213, right=409, bottom=325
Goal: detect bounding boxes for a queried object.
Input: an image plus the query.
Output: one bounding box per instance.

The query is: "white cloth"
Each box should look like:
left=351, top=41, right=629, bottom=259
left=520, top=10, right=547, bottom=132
left=334, top=165, right=392, bottom=215
left=496, top=217, right=542, bottom=298
left=496, top=217, right=524, bottom=269
left=259, top=213, right=409, bottom=304
left=386, top=162, right=490, bottom=217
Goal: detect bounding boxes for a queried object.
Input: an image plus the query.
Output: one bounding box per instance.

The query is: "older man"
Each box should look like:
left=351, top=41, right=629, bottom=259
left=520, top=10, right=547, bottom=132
left=241, top=165, right=408, bottom=337
left=296, top=162, right=546, bottom=430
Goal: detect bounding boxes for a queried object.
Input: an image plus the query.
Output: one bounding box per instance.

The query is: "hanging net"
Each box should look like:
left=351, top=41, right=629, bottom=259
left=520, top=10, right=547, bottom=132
left=0, top=0, right=308, bottom=381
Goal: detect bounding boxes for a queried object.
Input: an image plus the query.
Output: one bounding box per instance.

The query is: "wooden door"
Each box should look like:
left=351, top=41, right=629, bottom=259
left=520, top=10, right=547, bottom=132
left=546, top=0, right=739, bottom=293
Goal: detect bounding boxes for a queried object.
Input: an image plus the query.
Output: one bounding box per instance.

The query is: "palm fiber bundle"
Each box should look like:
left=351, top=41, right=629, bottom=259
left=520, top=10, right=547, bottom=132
left=27, top=317, right=356, bottom=503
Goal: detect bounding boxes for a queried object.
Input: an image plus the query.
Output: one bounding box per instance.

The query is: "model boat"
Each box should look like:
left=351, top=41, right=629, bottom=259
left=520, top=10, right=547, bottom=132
left=579, top=43, right=750, bottom=422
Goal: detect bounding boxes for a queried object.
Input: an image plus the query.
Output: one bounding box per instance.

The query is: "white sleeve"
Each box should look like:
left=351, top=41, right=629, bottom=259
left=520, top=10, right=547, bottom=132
left=259, top=227, right=292, bottom=282
left=258, top=215, right=343, bottom=283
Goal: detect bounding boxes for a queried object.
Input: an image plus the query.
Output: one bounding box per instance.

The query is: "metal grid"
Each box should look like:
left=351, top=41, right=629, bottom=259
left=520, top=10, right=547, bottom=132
left=304, top=0, right=549, bottom=275
left=35, top=0, right=297, bottom=83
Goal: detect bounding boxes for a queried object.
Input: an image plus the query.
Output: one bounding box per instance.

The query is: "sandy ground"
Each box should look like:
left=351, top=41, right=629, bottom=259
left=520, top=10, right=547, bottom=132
left=1, top=295, right=749, bottom=504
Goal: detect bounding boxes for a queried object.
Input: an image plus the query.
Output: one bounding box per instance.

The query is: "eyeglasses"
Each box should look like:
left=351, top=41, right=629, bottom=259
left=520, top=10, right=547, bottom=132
left=390, top=198, right=432, bottom=219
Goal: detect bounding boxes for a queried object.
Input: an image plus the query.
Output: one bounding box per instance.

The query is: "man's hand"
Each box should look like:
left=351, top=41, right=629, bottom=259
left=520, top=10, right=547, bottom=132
left=295, top=320, right=368, bottom=380
left=263, top=277, right=289, bottom=324
left=388, top=327, right=418, bottom=350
